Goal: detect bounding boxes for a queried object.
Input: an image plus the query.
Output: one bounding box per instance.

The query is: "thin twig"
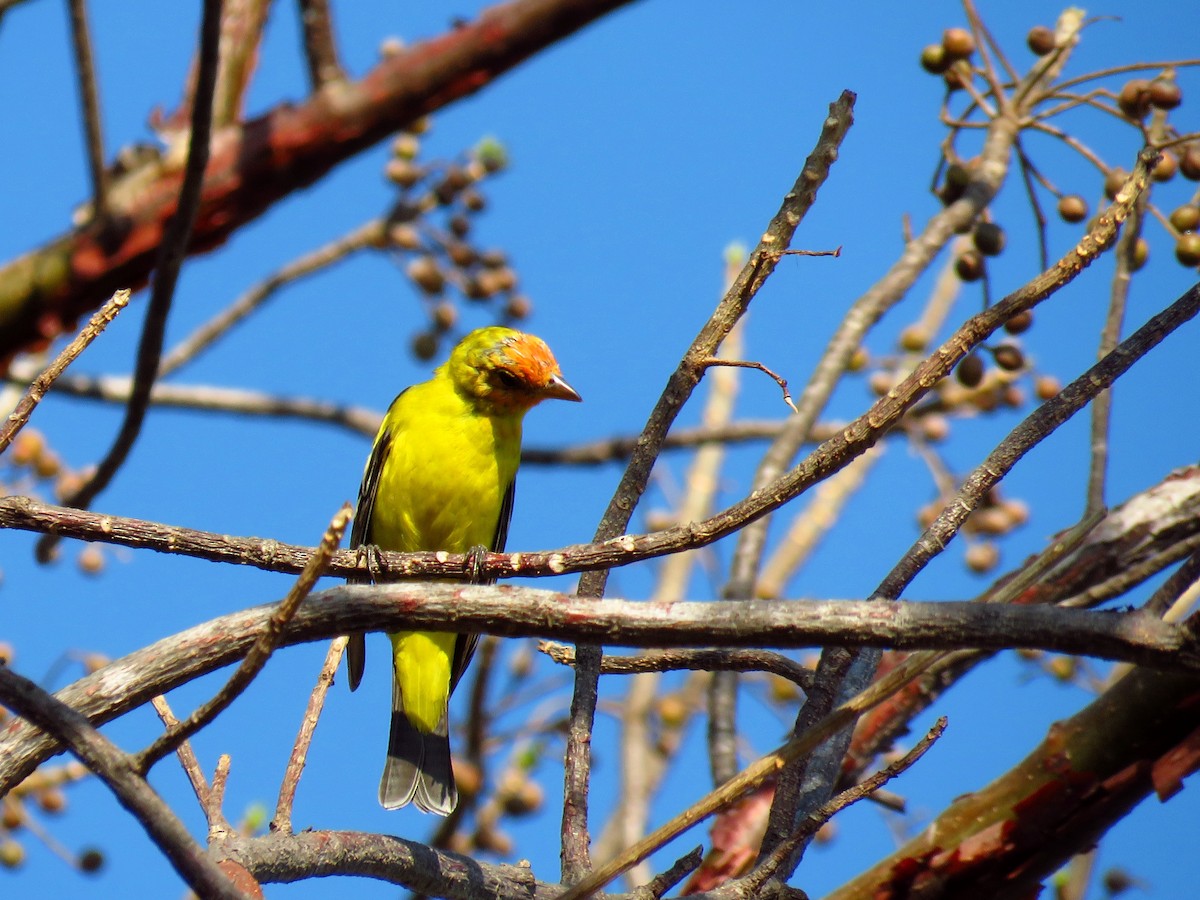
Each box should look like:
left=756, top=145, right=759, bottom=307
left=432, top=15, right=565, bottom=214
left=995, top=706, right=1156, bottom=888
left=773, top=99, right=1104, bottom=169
left=540, top=643, right=814, bottom=689
left=272, top=635, right=347, bottom=833
left=136, top=503, right=350, bottom=772
left=560, top=91, right=857, bottom=884
left=159, top=218, right=385, bottom=376
left=0, top=667, right=245, bottom=900
left=734, top=717, right=946, bottom=895
left=298, top=0, right=345, bottom=88
left=149, top=695, right=215, bottom=820
left=67, top=0, right=109, bottom=218
left=699, top=358, right=796, bottom=412
left=37, top=0, right=225, bottom=563
left=0, top=289, right=130, bottom=455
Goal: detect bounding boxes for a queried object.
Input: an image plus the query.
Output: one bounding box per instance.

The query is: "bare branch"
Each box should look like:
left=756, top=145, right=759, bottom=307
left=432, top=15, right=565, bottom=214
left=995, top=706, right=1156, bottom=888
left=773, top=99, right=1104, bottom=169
left=66, top=0, right=109, bottom=218
left=135, top=504, right=350, bottom=771
left=298, top=0, right=345, bottom=88
left=0, top=289, right=130, bottom=455
left=38, top=0, right=225, bottom=562
left=540, top=643, right=814, bottom=689
left=0, top=667, right=245, bottom=900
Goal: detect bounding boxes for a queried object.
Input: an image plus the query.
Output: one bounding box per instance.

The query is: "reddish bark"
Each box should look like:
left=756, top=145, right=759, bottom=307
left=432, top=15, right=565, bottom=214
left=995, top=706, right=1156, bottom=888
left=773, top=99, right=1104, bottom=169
left=0, top=0, right=632, bottom=361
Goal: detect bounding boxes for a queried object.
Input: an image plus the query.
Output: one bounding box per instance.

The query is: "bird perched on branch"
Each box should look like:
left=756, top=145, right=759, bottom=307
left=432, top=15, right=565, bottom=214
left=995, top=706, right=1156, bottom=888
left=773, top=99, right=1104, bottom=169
left=347, top=326, right=580, bottom=814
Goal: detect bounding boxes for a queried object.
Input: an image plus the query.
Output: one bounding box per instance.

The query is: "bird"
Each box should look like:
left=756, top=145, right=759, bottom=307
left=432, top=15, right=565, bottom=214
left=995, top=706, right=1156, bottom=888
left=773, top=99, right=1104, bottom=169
left=346, top=326, right=580, bottom=814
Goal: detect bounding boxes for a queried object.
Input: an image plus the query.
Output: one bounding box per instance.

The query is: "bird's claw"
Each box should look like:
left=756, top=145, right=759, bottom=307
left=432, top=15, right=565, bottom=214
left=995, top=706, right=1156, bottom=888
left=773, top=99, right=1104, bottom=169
left=464, top=544, right=490, bottom=583
left=356, top=543, right=388, bottom=584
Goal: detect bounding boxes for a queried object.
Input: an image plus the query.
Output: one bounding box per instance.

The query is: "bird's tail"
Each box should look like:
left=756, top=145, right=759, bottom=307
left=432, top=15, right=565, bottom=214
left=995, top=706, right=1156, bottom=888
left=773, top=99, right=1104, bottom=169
left=380, top=677, right=457, bottom=815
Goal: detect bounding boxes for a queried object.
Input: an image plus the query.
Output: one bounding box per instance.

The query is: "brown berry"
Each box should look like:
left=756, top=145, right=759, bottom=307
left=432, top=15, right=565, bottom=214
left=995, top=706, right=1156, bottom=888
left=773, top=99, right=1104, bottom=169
left=77, top=545, right=104, bottom=576
left=956, top=353, right=985, bottom=388
left=920, top=414, right=950, bottom=443
left=1117, top=79, right=1152, bottom=120
left=1148, top=79, right=1182, bottom=110
left=1129, top=237, right=1149, bottom=271
left=1170, top=205, right=1200, bottom=233
left=899, top=324, right=931, bottom=352
left=33, top=450, right=61, bottom=479
left=1057, top=195, right=1088, bottom=223
left=9, top=429, right=44, bottom=466
left=391, top=134, right=420, bottom=160
left=1035, top=374, right=1061, bottom=401
left=78, top=848, right=104, bottom=874
left=432, top=302, right=458, bottom=332
left=1175, top=233, right=1200, bottom=267
left=406, top=256, right=445, bottom=295
left=448, top=214, right=471, bottom=239
left=1004, top=309, right=1033, bottom=335
left=965, top=541, right=1000, bottom=574
left=920, top=43, right=949, bottom=74
left=388, top=223, right=422, bottom=250
left=0, top=840, right=25, bottom=869
left=992, top=344, right=1025, bottom=372
left=942, top=162, right=969, bottom=203
left=848, top=346, right=870, bottom=372
left=384, top=159, right=422, bottom=189
left=973, top=222, right=1006, bottom=256
left=445, top=241, right=475, bottom=268
left=1026, top=25, right=1056, bottom=56
left=970, top=507, right=1011, bottom=536
left=1104, top=167, right=1128, bottom=201
left=1, top=800, right=23, bottom=830
left=1152, top=151, right=1177, bottom=183
left=868, top=371, right=894, bottom=396
left=504, top=295, right=533, bottom=320
left=479, top=248, right=507, bottom=269
left=501, top=779, right=544, bottom=817
left=461, top=189, right=486, bottom=212
left=411, top=332, right=439, bottom=361
left=1181, top=145, right=1200, bottom=180
left=37, top=788, right=66, bottom=814
left=955, top=248, right=984, bottom=282
left=941, top=27, right=975, bottom=61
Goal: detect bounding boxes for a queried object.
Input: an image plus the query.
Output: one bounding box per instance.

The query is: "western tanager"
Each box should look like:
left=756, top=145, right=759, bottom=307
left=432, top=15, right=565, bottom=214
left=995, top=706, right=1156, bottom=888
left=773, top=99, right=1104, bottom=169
left=347, top=326, right=580, bottom=814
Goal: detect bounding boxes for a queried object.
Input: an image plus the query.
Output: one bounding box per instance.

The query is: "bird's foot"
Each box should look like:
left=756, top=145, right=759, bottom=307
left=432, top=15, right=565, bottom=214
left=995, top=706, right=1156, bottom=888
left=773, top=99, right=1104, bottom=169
left=464, top=544, right=490, bottom=583
left=355, top=543, right=388, bottom=583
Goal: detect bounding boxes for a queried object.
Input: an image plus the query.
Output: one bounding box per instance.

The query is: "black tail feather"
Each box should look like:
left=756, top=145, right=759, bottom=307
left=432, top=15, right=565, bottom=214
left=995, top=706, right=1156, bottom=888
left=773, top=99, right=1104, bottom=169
left=379, top=677, right=456, bottom=815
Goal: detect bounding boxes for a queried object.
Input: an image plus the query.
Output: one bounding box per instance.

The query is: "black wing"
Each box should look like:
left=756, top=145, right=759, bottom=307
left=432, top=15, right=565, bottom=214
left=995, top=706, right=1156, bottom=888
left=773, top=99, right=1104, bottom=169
left=345, top=399, right=399, bottom=691
left=448, top=476, right=515, bottom=693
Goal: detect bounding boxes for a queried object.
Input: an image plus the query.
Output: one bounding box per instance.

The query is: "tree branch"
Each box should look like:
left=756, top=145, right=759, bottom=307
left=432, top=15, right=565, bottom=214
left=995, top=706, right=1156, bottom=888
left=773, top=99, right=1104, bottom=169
left=0, top=0, right=633, bottom=360
left=0, top=667, right=245, bottom=899
left=2, top=583, right=1197, bottom=796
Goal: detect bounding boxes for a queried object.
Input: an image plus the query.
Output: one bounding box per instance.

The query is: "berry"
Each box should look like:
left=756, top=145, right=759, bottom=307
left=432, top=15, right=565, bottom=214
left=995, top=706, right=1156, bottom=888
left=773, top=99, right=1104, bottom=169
left=941, top=27, right=975, bottom=61
left=1057, top=195, right=1088, bottom=223
left=1169, top=205, right=1200, bottom=233
left=920, top=44, right=949, bottom=74
left=1149, top=79, right=1182, bottom=110
left=956, top=353, right=985, bottom=388
left=1004, top=310, right=1033, bottom=335
left=1175, top=233, right=1200, bottom=267
left=1117, top=79, right=1152, bottom=120
left=1026, top=25, right=1055, bottom=56
left=955, top=249, right=984, bottom=282
left=973, top=222, right=1006, bottom=256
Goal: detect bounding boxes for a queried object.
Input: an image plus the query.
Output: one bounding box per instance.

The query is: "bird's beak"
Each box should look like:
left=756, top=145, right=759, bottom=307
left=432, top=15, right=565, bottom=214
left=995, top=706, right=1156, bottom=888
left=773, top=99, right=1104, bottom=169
left=544, top=374, right=582, bottom=402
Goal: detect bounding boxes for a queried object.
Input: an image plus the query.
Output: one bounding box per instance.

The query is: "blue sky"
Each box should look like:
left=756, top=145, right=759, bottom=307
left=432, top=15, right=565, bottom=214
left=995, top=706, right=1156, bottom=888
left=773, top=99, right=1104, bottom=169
left=2, top=1, right=1198, bottom=897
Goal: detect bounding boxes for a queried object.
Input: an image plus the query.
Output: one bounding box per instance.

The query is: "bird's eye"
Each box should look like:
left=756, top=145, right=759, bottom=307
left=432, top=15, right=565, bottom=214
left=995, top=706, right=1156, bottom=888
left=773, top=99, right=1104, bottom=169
left=495, top=369, right=523, bottom=389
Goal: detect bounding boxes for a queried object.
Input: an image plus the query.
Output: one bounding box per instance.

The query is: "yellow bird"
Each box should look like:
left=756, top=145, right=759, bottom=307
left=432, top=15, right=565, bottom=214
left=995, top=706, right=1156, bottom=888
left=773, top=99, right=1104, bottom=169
left=347, top=326, right=580, bottom=813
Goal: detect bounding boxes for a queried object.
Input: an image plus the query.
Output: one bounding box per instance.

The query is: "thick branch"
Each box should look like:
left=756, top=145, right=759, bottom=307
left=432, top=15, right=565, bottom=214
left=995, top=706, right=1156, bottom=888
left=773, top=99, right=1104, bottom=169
left=0, top=0, right=632, bottom=360
left=1, top=584, right=1197, bottom=796
left=825, top=667, right=1200, bottom=900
